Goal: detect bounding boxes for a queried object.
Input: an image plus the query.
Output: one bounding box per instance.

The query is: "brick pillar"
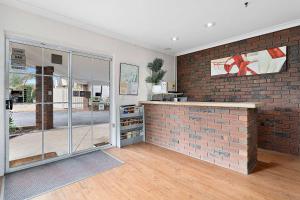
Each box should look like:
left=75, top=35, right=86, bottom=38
left=36, top=66, right=54, bottom=130
left=82, top=84, right=89, bottom=111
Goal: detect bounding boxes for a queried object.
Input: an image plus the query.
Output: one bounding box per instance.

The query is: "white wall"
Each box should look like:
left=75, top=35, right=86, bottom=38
left=0, top=4, right=175, bottom=175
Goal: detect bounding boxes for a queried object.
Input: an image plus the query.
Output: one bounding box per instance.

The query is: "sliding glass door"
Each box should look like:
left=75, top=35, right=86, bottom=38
left=6, top=39, right=111, bottom=172
left=71, top=54, right=111, bottom=153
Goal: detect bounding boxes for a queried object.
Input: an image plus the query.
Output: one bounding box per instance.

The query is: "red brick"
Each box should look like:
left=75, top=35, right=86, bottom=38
left=177, top=26, right=300, bottom=155
left=144, top=104, right=257, bottom=174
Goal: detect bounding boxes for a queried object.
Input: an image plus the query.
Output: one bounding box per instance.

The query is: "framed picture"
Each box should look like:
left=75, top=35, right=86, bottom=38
left=211, top=46, right=287, bottom=77
left=119, top=63, right=139, bottom=95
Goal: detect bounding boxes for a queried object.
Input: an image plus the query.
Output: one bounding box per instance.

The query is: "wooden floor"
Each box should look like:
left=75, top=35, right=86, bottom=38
left=35, top=143, right=300, bottom=200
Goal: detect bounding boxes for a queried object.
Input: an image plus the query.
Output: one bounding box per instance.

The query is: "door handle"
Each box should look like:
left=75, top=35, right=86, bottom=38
left=6, top=100, right=13, bottom=110
left=6, top=100, right=9, bottom=110
left=10, top=99, right=13, bottom=110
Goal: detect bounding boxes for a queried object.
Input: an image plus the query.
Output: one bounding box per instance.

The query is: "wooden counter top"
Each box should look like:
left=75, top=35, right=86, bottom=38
left=139, top=101, right=261, bottom=109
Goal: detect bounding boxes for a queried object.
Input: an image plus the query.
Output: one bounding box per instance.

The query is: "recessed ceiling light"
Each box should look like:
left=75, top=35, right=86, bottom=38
left=205, top=22, right=216, bottom=28
left=171, top=36, right=179, bottom=41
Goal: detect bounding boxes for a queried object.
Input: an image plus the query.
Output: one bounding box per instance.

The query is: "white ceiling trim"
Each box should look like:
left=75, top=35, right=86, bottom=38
left=0, top=0, right=174, bottom=56
left=2, top=0, right=300, bottom=57
left=177, top=18, right=300, bottom=56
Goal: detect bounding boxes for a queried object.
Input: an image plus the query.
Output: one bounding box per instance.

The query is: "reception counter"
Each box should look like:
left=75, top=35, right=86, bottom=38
left=140, top=101, right=260, bottom=174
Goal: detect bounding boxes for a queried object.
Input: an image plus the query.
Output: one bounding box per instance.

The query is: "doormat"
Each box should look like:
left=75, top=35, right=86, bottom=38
left=4, top=150, right=123, bottom=200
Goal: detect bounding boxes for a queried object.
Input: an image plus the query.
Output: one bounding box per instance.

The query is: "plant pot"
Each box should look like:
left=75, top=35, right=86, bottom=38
left=152, top=85, right=162, bottom=94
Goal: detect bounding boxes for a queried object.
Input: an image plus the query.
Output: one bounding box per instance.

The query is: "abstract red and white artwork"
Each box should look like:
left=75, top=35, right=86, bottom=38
left=211, top=46, right=286, bottom=76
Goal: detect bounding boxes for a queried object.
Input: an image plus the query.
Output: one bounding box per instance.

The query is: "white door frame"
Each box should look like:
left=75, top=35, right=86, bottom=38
left=4, top=36, right=115, bottom=173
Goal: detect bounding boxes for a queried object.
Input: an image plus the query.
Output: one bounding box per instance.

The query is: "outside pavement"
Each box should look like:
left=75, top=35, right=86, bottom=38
left=12, top=110, right=110, bottom=127
left=9, top=123, right=110, bottom=162
left=9, top=107, right=110, bottom=164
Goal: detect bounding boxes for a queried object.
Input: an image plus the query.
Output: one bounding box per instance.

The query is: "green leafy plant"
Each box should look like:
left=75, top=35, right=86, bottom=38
left=9, top=114, right=17, bottom=134
left=146, top=58, right=166, bottom=85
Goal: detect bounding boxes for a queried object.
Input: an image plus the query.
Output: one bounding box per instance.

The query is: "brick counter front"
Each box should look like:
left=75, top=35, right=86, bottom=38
left=143, top=102, right=258, bottom=174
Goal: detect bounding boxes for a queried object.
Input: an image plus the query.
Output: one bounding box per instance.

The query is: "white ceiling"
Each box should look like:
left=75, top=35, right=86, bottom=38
left=2, top=0, right=300, bottom=55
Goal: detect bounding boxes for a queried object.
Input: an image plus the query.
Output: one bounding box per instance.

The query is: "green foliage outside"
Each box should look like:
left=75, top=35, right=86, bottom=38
left=9, top=73, right=35, bottom=135
left=9, top=114, right=17, bottom=134
left=9, top=73, right=35, bottom=103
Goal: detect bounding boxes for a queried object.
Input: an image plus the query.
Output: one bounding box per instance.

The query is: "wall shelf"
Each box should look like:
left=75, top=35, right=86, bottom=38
left=119, top=105, right=145, bottom=147
left=120, top=135, right=144, bottom=147
left=120, top=113, right=143, bottom=119
left=120, top=124, right=144, bottom=133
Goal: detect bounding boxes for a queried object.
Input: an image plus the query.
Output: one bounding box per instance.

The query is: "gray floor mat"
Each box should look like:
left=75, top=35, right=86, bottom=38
left=4, top=150, right=122, bottom=200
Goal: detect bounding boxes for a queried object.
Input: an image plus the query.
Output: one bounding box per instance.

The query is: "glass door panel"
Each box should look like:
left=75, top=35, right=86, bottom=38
left=8, top=42, right=43, bottom=168
left=42, top=48, right=70, bottom=160
left=71, top=54, right=95, bottom=153
left=91, top=83, right=110, bottom=147
left=91, top=57, right=110, bottom=147
left=71, top=77, right=93, bottom=152
left=71, top=54, right=110, bottom=152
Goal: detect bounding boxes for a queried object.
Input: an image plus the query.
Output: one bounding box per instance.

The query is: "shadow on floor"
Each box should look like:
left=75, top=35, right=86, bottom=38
left=252, top=160, right=278, bottom=172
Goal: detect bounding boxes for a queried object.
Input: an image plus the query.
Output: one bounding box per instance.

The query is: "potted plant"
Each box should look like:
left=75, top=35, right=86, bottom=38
left=146, top=58, right=166, bottom=94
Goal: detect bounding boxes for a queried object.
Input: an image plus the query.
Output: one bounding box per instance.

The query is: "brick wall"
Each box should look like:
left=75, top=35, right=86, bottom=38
left=145, top=104, right=257, bottom=174
left=177, top=26, right=300, bottom=155
left=36, top=66, right=54, bottom=130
